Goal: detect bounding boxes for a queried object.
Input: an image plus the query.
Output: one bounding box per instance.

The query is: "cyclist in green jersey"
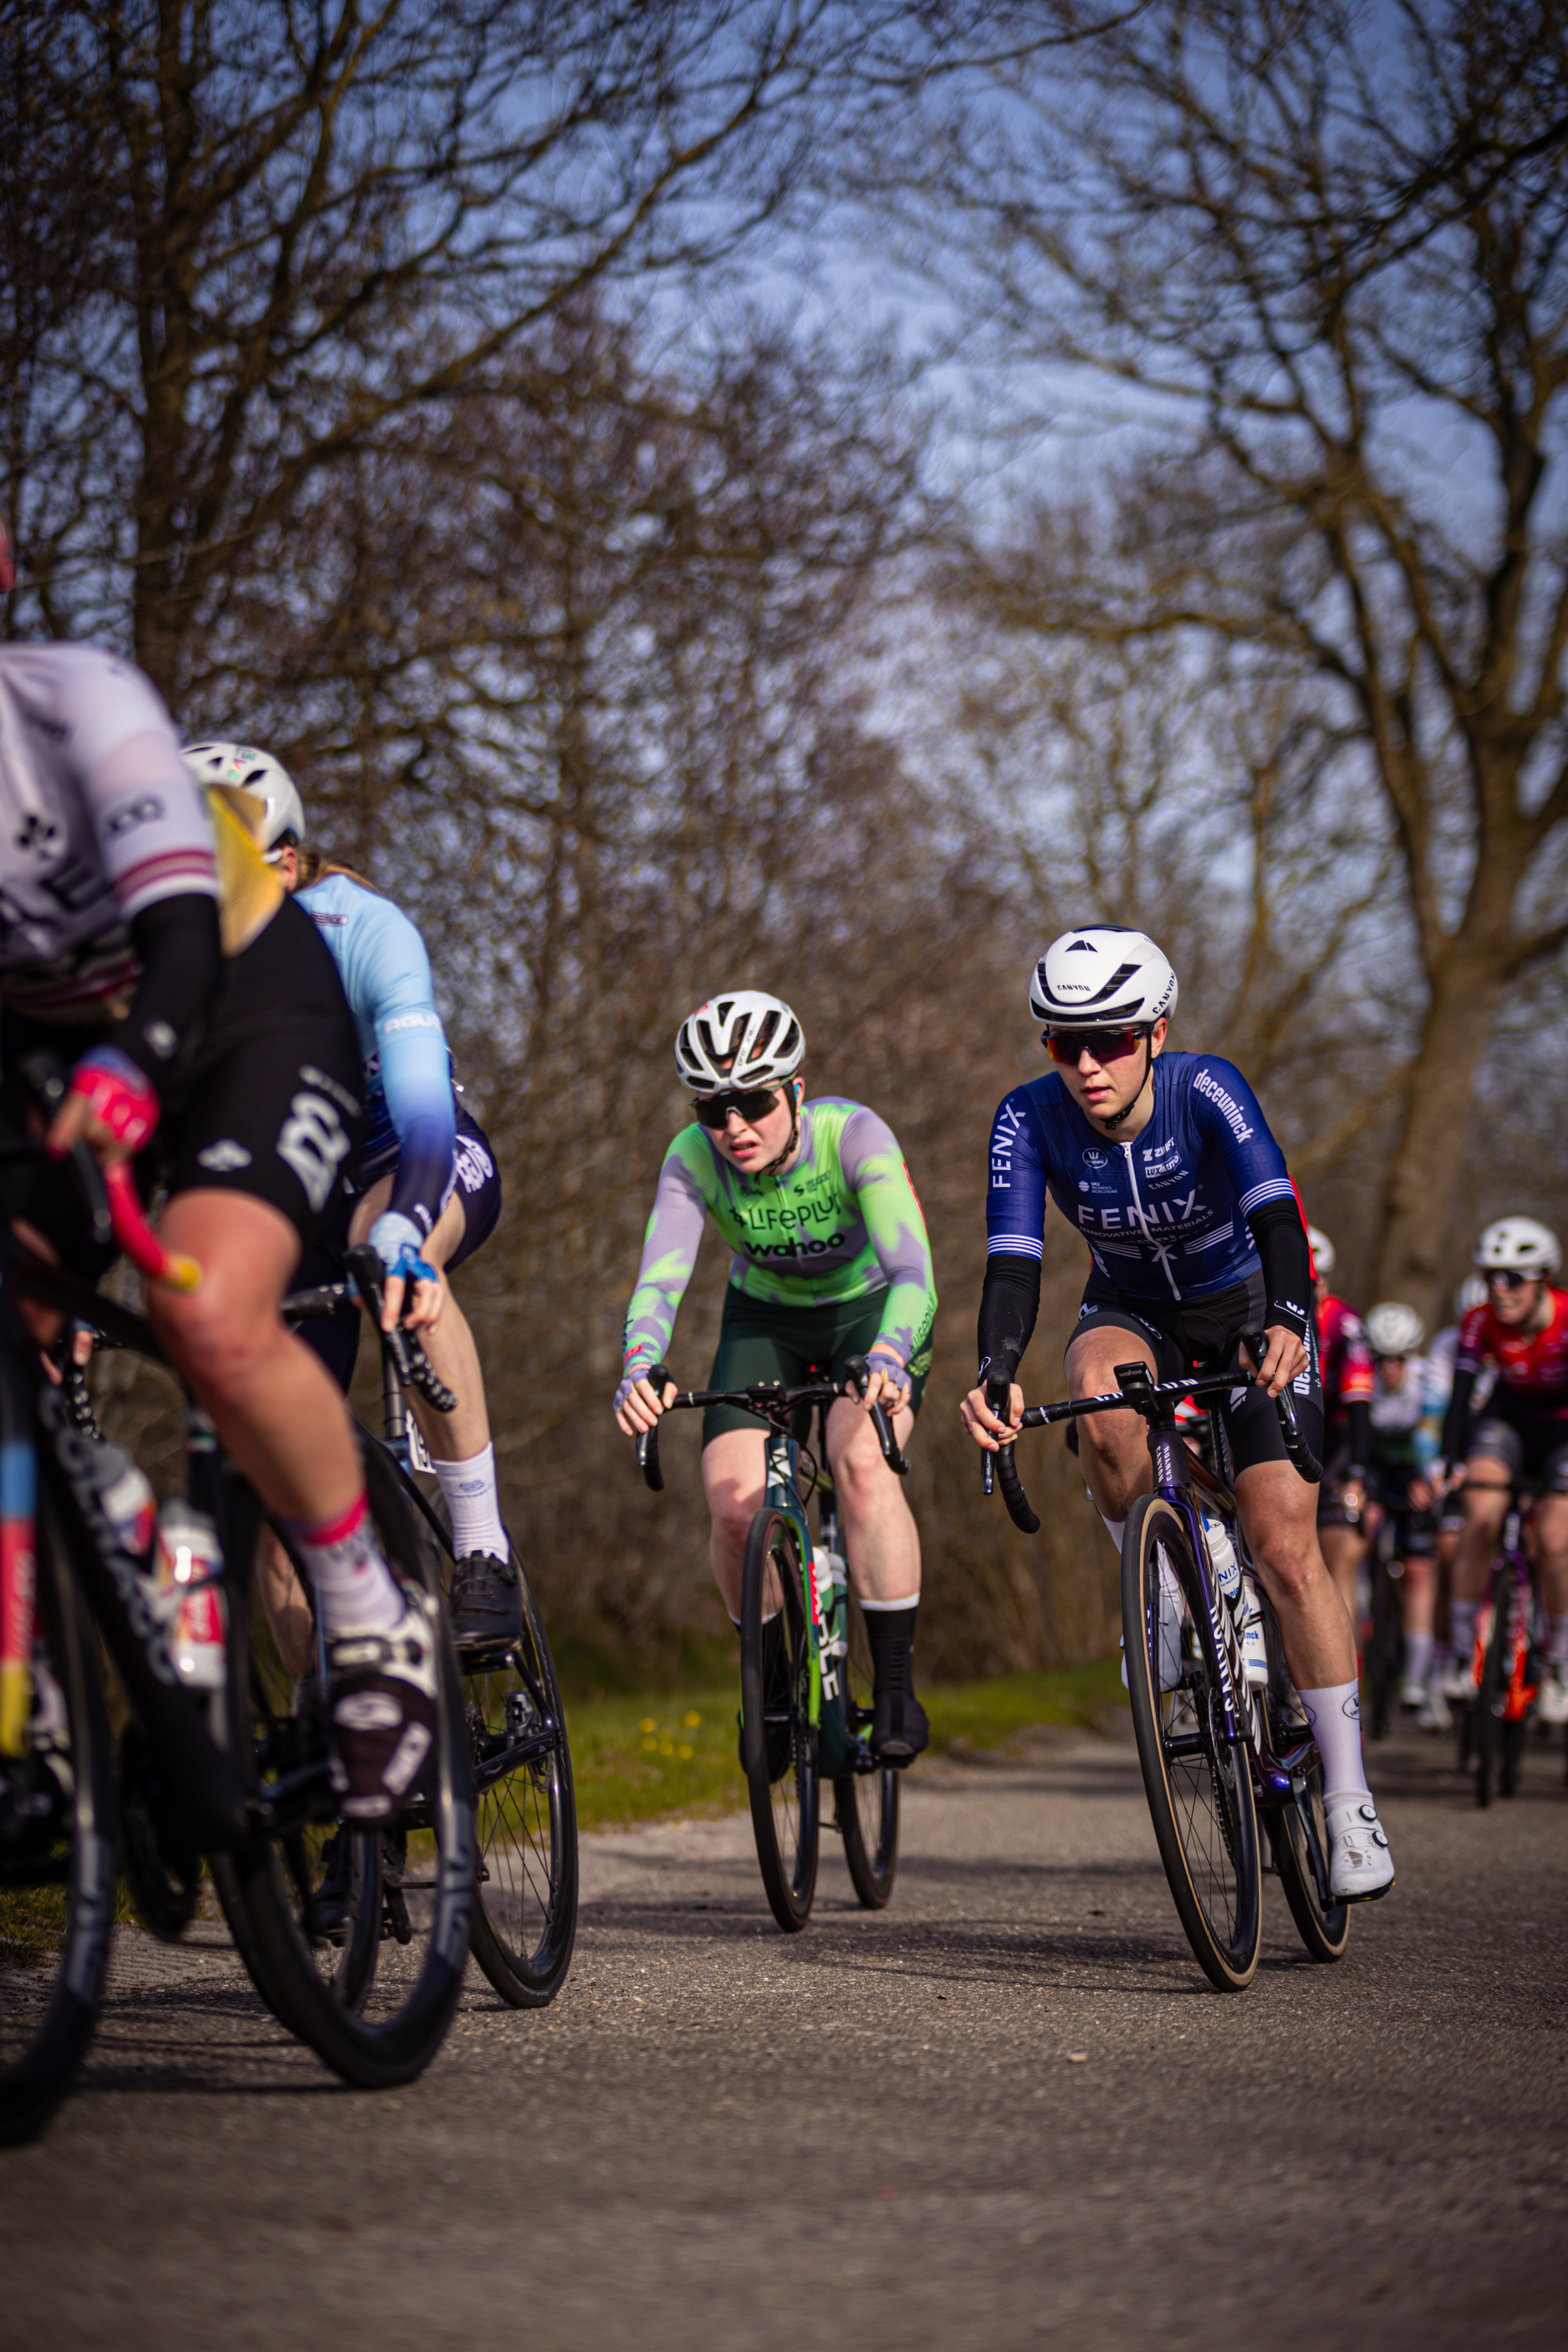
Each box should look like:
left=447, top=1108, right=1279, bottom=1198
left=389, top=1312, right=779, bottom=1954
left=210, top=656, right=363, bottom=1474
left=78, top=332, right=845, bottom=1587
left=614, top=992, right=938, bottom=1762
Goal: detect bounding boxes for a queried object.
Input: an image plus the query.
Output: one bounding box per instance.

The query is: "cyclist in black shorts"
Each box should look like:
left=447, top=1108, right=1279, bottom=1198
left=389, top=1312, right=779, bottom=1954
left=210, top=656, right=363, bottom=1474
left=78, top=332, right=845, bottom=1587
left=0, top=629, right=439, bottom=1822
left=961, top=928, right=1393, bottom=1900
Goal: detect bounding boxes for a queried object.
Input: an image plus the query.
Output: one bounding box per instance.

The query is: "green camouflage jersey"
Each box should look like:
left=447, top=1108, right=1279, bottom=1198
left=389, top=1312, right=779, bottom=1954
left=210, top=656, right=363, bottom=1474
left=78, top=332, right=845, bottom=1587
left=621, top=1097, right=937, bottom=1384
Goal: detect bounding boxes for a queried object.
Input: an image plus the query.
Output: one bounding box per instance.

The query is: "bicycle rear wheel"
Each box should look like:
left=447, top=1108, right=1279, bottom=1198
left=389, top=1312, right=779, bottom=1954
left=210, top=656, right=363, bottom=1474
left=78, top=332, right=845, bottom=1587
left=740, top=1509, right=819, bottom=1931
left=212, top=1439, right=474, bottom=2085
left=0, top=1504, right=116, bottom=2145
left=463, top=1545, right=578, bottom=2007
left=834, top=1587, right=898, bottom=1909
left=1261, top=1604, right=1349, bottom=1962
left=1122, top=1495, right=1261, bottom=1992
left=1474, top=1577, right=1511, bottom=1811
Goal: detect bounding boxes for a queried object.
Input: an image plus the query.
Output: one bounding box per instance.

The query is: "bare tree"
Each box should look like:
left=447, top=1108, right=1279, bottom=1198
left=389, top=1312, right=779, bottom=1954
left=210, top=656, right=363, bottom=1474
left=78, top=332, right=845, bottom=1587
left=831, top=0, right=1568, bottom=1323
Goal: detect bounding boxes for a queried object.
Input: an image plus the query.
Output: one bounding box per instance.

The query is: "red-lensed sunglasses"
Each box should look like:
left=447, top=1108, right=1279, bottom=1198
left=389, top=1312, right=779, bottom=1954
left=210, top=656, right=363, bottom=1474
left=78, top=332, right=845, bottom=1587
left=1044, top=1027, right=1148, bottom=1066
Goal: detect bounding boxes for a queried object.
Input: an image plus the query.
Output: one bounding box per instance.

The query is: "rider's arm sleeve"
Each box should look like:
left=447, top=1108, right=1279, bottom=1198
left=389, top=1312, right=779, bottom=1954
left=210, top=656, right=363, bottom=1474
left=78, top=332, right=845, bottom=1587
left=839, top=1107, right=937, bottom=1373
left=1345, top=1399, right=1370, bottom=1472
left=117, top=892, right=224, bottom=1087
left=1441, top=1369, right=1478, bottom=1466
left=1244, top=1198, right=1312, bottom=1339
left=977, top=1255, right=1041, bottom=1386
left=350, top=894, right=458, bottom=1240
left=622, top=1137, right=713, bottom=1374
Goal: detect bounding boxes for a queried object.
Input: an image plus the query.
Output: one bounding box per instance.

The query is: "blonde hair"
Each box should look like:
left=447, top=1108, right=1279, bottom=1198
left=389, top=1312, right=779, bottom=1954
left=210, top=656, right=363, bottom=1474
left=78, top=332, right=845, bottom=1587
left=295, top=846, right=379, bottom=895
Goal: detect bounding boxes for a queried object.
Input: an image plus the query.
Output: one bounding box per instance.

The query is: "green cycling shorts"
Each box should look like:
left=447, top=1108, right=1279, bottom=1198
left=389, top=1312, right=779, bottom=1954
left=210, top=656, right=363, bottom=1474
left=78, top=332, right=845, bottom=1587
left=702, top=1285, right=931, bottom=1447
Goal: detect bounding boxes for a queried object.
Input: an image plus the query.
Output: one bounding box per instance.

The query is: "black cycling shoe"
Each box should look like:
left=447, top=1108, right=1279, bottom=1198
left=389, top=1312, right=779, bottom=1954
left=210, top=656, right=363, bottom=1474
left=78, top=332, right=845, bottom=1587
left=448, top=1550, right=522, bottom=1657
left=870, top=1686, right=929, bottom=1768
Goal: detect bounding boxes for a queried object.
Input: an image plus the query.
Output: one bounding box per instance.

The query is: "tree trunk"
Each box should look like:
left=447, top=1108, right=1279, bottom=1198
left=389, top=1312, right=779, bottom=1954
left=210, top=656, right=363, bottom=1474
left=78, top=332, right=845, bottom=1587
left=1371, top=953, right=1508, bottom=1326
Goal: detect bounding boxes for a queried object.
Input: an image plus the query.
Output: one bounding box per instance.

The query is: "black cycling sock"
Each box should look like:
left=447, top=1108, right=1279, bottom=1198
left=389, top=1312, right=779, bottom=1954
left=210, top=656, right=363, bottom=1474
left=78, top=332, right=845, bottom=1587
left=862, top=1602, right=918, bottom=1700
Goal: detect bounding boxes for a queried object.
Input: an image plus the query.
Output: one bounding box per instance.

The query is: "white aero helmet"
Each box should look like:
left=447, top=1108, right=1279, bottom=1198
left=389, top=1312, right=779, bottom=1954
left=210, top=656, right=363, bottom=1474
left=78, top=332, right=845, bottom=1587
left=1365, top=1301, right=1425, bottom=1358
left=1453, top=1274, right=1489, bottom=1319
left=183, top=740, right=304, bottom=859
left=675, top=990, right=804, bottom=1095
left=1308, top=1226, right=1335, bottom=1281
left=1474, top=1217, right=1560, bottom=1276
left=1030, top=925, right=1178, bottom=1032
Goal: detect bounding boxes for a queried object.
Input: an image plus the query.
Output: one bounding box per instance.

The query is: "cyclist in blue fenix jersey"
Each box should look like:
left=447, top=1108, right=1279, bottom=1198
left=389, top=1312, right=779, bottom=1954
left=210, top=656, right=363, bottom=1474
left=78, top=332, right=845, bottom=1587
left=184, top=744, right=512, bottom=1653
left=960, top=927, right=1395, bottom=1902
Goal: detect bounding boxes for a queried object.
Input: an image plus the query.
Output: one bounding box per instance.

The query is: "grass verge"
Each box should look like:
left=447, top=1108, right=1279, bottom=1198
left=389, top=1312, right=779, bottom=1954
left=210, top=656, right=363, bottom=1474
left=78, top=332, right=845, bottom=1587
left=563, top=1655, right=1126, bottom=1836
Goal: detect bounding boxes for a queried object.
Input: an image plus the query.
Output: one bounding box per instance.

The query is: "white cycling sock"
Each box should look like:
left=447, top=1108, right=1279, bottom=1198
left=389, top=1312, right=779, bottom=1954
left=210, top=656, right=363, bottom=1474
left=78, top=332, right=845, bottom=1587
left=1450, top=1598, right=1479, bottom=1666
left=285, top=1494, right=405, bottom=1639
left=1403, top=1628, right=1433, bottom=1688
left=434, top=1444, right=508, bottom=1559
left=1298, top=1679, right=1371, bottom=1803
left=1098, top=1513, right=1127, bottom=1557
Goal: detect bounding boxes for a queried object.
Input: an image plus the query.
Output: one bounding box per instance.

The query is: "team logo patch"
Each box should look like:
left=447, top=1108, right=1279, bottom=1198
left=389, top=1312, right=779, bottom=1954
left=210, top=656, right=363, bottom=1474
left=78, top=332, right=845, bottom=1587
left=277, top=1090, right=351, bottom=1211
left=197, top=1139, right=252, bottom=1173
left=1082, top=1148, right=1108, bottom=1168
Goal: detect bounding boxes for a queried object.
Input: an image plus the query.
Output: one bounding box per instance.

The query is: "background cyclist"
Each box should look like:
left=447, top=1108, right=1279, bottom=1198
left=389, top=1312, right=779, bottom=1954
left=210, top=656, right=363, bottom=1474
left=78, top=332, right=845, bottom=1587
left=960, top=927, right=1395, bottom=1901
left=1311, top=1226, right=1374, bottom=1627
left=1424, top=1276, right=1490, bottom=1722
left=1439, top=1218, right=1568, bottom=1725
left=1362, top=1303, right=1446, bottom=1716
left=183, top=743, right=514, bottom=1655
left=0, top=640, right=434, bottom=1823
left=613, top=993, right=937, bottom=1765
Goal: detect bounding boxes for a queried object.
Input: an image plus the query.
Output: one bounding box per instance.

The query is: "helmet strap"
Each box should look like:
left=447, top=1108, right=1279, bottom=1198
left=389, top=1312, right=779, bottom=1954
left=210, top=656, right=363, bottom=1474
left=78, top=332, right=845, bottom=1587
left=1097, top=1036, right=1154, bottom=1133
left=756, top=1081, right=802, bottom=1177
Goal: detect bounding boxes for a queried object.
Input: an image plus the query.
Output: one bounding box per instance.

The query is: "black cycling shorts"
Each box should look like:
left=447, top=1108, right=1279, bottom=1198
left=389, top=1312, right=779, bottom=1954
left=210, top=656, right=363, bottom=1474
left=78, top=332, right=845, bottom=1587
left=292, top=1102, right=503, bottom=1394
left=1070, top=1267, right=1324, bottom=1482
left=1, top=897, right=361, bottom=1273
left=1468, top=1413, right=1568, bottom=1494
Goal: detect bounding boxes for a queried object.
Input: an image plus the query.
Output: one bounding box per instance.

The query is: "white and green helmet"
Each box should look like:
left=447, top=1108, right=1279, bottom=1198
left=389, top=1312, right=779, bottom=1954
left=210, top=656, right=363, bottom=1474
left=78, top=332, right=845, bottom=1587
left=675, top=990, right=804, bottom=1094
left=183, top=739, right=304, bottom=861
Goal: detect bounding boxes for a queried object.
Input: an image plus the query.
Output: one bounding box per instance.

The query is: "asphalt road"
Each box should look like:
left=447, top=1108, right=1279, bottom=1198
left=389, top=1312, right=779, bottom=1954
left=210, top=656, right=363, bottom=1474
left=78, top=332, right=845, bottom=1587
left=4, top=1709, right=1566, bottom=2352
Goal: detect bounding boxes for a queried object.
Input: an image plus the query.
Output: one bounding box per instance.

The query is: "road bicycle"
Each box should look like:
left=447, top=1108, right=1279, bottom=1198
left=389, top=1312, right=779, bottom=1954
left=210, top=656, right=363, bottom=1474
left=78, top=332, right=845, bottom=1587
left=1451, top=1478, right=1554, bottom=1808
left=0, top=1083, right=475, bottom=2141
left=633, top=1363, right=907, bottom=1933
left=982, top=1341, right=1351, bottom=1993
left=280, top=1250, right=576, bottom=2005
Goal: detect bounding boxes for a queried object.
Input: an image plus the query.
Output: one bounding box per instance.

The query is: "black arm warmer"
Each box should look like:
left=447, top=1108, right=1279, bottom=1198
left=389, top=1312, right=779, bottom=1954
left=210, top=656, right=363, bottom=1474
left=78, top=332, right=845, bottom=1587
left=1246, top=1199, right=1312, bottom=1338
left=976, top=1254, right=1041, bottom=1386
left=120, top=895, right=224, bottom=1089
left=1441, top=1368, right=1478, bottom=1468
left=1345, top=1398, right=1371, bottom=1475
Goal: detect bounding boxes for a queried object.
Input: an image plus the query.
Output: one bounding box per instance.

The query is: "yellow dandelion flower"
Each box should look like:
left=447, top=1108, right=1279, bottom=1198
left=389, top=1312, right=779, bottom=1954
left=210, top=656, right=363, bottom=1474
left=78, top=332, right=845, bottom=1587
left=638, top=1716, right=656, bottom=1733
left=684, top=1711, right=702, bottom=1727
left=678, top=1744, right=695, bottom=1760
left=642, top=1737, right=658, bottom=1753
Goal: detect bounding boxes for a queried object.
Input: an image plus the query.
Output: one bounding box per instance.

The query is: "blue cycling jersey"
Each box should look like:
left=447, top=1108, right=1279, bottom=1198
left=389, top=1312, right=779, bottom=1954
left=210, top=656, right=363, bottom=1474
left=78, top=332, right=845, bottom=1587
left=296, top=872, right=456, bottom=1239
left=986, top=1051, right=1299, bottom=1304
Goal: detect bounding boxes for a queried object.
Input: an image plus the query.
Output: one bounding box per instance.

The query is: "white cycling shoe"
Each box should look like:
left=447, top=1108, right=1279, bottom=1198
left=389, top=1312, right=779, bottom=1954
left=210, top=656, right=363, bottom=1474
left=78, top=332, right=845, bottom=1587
left=1440, top=1656, right=1479, bottom=1703
left=1536, top=1668, right=1568, bottom=1728
left=1326, top=1798, right=1396, bottom=1902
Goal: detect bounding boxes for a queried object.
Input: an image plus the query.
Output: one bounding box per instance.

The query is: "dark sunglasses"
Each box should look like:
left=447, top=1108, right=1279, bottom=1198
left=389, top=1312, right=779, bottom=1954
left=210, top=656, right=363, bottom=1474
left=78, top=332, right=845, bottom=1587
left=1485, top=1267, right=1538, bottom=1290
left=1044, top=1026, right=1148, bottom=1065
left=692, top=1086, right=782, bottom=1129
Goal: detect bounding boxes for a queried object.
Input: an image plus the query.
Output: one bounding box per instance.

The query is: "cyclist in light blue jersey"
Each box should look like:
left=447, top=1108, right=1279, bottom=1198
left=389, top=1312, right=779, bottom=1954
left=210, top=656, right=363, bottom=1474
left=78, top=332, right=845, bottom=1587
left=960, top=927, right=1394, bottom=1902
left=184, top=743, right=513, bottom=1652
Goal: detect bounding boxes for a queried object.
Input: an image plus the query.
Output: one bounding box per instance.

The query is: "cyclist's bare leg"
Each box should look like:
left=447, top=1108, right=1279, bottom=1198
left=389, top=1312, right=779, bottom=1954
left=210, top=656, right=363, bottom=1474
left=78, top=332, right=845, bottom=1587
left=826, top=1394, right=920, bottom=1602
left=1319, top=1522, right=1366, bottom=1620
left=257, top=1533, right=314, bottom=1684
left=702, top=1429, right=769, bottom=1621
left=348, top=1181, right=490, bottom=1461
left=147, top=1190, right=362, bottom=1522
left=1063, top=1325, right=1160, bottom=1520
left=1232, top=1460, right=1356, bottom=1690
left=1452, top=1454, right=1512, bottom=1602
left=1533, top=1494, right=1568, bottom=1613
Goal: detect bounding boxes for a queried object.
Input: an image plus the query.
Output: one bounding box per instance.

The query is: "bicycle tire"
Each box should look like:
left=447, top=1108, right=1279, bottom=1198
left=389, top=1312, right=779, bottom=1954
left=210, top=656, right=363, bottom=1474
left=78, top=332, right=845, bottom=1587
left=463, top=1545, right=579, bottom=2007
left=1261, top=1604, right=1349, bottom=1962
left=834, top=1587, right=898, bottom=1909
left=1366, top=1537, right=1401, bottom=1741
left=1474, top=1579, right=1510, bottom=1811
left=212, top=1439, right=474, bottom=2085
left=740, top=1508, right=819, bottom=1932
left=0, top=1501, right=117, bottom=2146
left=1122, top=1494, right=1261, bottom=1992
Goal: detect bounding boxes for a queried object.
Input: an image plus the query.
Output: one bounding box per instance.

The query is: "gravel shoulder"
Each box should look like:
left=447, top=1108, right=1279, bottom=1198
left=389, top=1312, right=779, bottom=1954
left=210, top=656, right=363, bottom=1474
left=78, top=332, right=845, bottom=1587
left=3, top=1714, right=1565, bottom=2350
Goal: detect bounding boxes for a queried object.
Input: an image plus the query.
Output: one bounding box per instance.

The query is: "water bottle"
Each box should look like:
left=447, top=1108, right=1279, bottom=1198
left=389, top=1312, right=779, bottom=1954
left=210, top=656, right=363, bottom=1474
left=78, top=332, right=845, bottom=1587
left=1239, top=1569, right=1269, bottom=1688
left=96, top=1450, right=158, bottom=1566
left=151, top=1500, right=227, bottom=1690
left=1200, top=1510, right=1242, bottom=1606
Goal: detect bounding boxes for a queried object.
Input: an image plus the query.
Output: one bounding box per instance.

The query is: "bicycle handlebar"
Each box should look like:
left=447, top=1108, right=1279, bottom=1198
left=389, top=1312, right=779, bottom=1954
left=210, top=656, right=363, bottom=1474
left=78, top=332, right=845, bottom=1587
left=982, top=1329, right=1323, bottom=1536
left=20, top=1054, right=201, bottom=1292
left=278, top=1248, right=456, bottom=1413
left=631, top=1361, right=910, bottom=1493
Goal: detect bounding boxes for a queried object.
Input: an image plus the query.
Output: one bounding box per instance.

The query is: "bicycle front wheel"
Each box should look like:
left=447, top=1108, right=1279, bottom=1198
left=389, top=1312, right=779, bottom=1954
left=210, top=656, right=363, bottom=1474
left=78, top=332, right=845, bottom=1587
left=834, top=1587, right=898, bottom=1909
left=1261, top=1603, right=1349, bottom=1963
left=1366, top=1539, right=1401, bottom=1741
left=463, top=1545, right=578, bottom=2007
left=1474, top=1577, right=1512, bottom=1811
left=213, top=1439, right=474, bottom=2085
left=740, top=1509, right=819, bottom=1932
left=0, top=1507, right=116, bottom=2146
left=1123, top=1495, right=1261, bottom=1992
